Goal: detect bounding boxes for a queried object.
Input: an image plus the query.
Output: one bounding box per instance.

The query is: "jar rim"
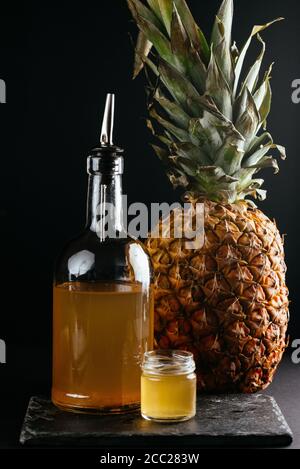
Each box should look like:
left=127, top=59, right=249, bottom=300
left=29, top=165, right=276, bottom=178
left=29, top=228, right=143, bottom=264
left=142, top=350, right=196, bottom=375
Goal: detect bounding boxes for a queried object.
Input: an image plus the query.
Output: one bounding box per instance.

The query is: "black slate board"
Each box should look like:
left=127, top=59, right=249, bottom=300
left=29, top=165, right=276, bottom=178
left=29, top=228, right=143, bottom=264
left=20, top=395, right=293, bottom=448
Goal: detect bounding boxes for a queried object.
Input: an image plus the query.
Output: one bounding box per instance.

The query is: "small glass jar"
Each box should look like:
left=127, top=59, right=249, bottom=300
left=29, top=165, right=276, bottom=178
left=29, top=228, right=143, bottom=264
left=141, top=350, right=196, bottom=423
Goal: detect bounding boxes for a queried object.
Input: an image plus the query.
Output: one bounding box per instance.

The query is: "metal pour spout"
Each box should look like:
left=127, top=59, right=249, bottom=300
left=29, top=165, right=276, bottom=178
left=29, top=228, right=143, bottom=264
left=100, top=93, right=115, bottom=146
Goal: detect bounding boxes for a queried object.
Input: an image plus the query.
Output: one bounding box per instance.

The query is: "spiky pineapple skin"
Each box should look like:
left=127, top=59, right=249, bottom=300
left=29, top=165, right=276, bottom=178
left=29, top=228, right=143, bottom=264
left=147, top=200, right=289, bottom=393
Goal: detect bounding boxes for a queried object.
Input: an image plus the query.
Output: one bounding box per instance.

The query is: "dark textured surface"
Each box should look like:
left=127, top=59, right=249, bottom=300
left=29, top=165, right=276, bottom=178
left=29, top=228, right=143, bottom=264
left=0, top=354, right=298, bottom=449
left=20, top=394, right=293, bottom=448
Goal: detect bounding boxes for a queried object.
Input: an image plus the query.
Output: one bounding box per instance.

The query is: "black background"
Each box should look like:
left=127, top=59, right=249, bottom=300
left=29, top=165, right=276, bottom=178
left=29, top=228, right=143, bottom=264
left=0, top=0, right=299, bottom=447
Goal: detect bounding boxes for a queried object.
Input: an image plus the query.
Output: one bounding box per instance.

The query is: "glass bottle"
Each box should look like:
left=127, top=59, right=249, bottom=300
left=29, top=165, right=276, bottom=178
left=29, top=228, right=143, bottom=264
left=52, top=94, right=154, bottom=414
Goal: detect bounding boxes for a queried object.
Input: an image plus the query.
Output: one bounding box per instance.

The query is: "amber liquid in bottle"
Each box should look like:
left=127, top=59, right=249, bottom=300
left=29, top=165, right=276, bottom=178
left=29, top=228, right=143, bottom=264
left=53, top=282, right=152, bottom=411
left=52, top=94, right=153, bottom=414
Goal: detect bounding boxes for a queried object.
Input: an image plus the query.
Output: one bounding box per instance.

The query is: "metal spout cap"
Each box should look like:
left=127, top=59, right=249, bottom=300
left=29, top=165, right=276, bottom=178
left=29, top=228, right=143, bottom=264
left=88, top=93, right=124, bottom=175
left=100, top=93, right=115, bottom=146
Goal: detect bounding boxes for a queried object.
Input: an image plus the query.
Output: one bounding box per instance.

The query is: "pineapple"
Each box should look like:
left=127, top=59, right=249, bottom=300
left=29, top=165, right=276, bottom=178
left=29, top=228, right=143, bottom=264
left=128, top=0, right=289, bottom=392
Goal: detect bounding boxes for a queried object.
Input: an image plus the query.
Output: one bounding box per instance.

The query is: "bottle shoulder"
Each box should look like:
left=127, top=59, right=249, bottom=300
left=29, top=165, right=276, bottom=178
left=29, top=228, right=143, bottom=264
left=54, top=230, right=152, bottom=284
left=56, top=230, right=150, bottom=258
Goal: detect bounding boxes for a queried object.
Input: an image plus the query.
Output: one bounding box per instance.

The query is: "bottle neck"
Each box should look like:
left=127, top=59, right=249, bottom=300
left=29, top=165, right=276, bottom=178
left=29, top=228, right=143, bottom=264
left=86, top=173, right=125, bottom=240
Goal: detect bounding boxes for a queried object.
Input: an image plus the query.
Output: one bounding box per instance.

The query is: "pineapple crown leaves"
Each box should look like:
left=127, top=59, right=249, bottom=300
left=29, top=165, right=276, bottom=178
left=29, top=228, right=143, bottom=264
left=128, top=0, right=286, bottom=203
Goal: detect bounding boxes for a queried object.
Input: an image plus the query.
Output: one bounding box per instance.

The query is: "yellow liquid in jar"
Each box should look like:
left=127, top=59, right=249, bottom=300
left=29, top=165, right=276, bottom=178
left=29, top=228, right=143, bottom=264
left=52, top=282, right=153, bottom=413
left=141, top=372, right=196, bottom=422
